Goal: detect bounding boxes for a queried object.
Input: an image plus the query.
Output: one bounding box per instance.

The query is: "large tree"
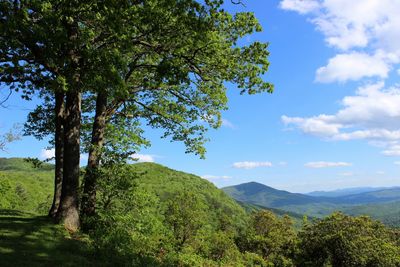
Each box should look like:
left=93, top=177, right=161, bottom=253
left=80, top=0, right=273, bottom=220
left=1, top=0, right=107, bottom=231
left=1, top=0, right=272, bottom=231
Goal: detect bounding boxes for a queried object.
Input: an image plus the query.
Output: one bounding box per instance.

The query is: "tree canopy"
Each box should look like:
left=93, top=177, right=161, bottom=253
left=1, top=0, right=273, bottom=230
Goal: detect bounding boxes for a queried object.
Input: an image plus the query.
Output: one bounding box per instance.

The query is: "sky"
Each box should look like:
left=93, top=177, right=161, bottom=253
left=2, top=0, right=400, bottom=193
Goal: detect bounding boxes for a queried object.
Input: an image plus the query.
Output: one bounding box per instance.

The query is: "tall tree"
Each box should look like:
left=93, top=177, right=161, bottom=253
left=1, top=0, right=98, bottom=231
left=80, top=0, right=274, bottom=220
left=1, top=0, right=273, bottom=231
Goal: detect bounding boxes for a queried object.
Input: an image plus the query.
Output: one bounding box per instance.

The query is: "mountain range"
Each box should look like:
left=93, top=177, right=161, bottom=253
left=222, top=182, right=400, bottom=226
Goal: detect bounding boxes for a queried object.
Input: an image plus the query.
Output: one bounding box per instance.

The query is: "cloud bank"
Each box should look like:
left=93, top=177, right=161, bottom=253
left=283, top=82, right=400, bottom=156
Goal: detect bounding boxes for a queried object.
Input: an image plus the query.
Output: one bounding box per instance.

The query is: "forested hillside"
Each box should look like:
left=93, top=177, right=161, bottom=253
left=1, top=158, right=400, bottom=266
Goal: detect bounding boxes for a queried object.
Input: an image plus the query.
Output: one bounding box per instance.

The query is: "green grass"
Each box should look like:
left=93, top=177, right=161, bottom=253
left=0, top=209, right=99, bottom=267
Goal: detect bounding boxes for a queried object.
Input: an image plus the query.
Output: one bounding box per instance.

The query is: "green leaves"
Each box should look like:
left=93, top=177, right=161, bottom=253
left=298, top=212, right=400, bottom=267
left=2, top=0, right=273, bottom=159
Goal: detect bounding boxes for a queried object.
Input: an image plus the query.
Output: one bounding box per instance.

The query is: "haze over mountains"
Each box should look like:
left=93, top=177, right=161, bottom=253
left=222, top=182, right=400, bottom=226
left=306, top=187, right=400, bottom=198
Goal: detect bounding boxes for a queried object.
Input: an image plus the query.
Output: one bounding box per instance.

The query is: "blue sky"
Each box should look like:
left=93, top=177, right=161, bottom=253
left=2, top=0, right=400, bottom=193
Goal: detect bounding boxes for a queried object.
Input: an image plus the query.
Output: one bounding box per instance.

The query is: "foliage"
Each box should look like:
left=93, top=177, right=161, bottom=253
left=237, top=210, right=297, bottom=266
left=2, top=0, right=273, bottom=160
left=344, top=201, right=400, bottom=227
left=297, top=212, right=400, bottom=267
left=90, top=162, right=251, bottom=266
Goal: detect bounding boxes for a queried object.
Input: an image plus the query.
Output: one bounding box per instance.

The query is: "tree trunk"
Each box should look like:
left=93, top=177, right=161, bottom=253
left=48, top=92, right=65, bottom=218
left=56, top=90, right=81, bottom=232
left=81, top=91, right=108, bottom=221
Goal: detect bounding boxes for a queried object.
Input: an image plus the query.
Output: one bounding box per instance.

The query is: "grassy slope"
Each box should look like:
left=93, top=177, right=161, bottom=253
left=0, top=210, right=98, bottom=267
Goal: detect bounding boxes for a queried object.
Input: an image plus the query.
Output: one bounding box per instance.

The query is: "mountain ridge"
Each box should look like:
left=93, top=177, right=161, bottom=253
left=222, top=181, right=400, bottom=225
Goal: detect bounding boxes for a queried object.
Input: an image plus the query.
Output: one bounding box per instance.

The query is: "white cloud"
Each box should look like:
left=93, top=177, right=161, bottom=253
left=376, top=170, right=386, bottom=175
left=394, top=161, right=400, bottom=165
left=131, top=154, right=155, bottom=162
left=232, top=161, right=272, bottom=169
left=201, top=175, right=231, bottom=181
left=280, top=0, right=320, bottom=14
left=40, top=148, right=55, bottom=160
left=283, top=82, right=400, bottom=155
left=382, top=145, right=400, bottom=156
left=279, top=161, right=288, bottom=166
left=222, top=118, right=236, bottom=129
left=282, top=114, right=341, bottom=137
left=40, top=149, right=88, bottom=165
left=305, top=161, right=352, bottom=168
left=280, top=0, right=400, bottom=83
left=315, top=52, right=390, bottom=83
left=339, top=171, right=354, bottom=176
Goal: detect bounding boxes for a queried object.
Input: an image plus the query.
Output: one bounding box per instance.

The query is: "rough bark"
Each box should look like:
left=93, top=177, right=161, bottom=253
left=48, top=92, right=65, bottom=218
left=56, top=90, right=81, bottom=232
left=81, top=91, right=108, bottom=220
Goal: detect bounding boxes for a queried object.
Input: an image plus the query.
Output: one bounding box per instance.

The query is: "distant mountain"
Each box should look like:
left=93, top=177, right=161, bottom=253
left=222, top=182, right=319, bottom=207
left=307, top=187, right=399, bottom=197
left=222, top=182, right=400, bottom=224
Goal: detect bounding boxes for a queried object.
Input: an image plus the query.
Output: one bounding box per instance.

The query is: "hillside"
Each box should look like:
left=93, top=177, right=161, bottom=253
left=0, top=157, right=53, bottom=172
left=223, top=182, right=400, bottom=224
left=1, top=158, right=399, bottom=266
left=0, top=158, right=54, bottom=213
left=0, top=158, right=247, bottom=220
left=2, top=158, right=308, bottom=227
left=0, top=158, right=303, bottom=265
left=307, top=187, right=396, bottom=197
left=129, top=162, right=248, bottom=228
left=343, top=201, right=400, bottom=227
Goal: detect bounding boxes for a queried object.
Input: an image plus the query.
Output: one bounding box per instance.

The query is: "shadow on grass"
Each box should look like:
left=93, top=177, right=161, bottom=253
left=0, top=209, right=165, bottom=267
left=0, top=209, right=98, bottom=267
